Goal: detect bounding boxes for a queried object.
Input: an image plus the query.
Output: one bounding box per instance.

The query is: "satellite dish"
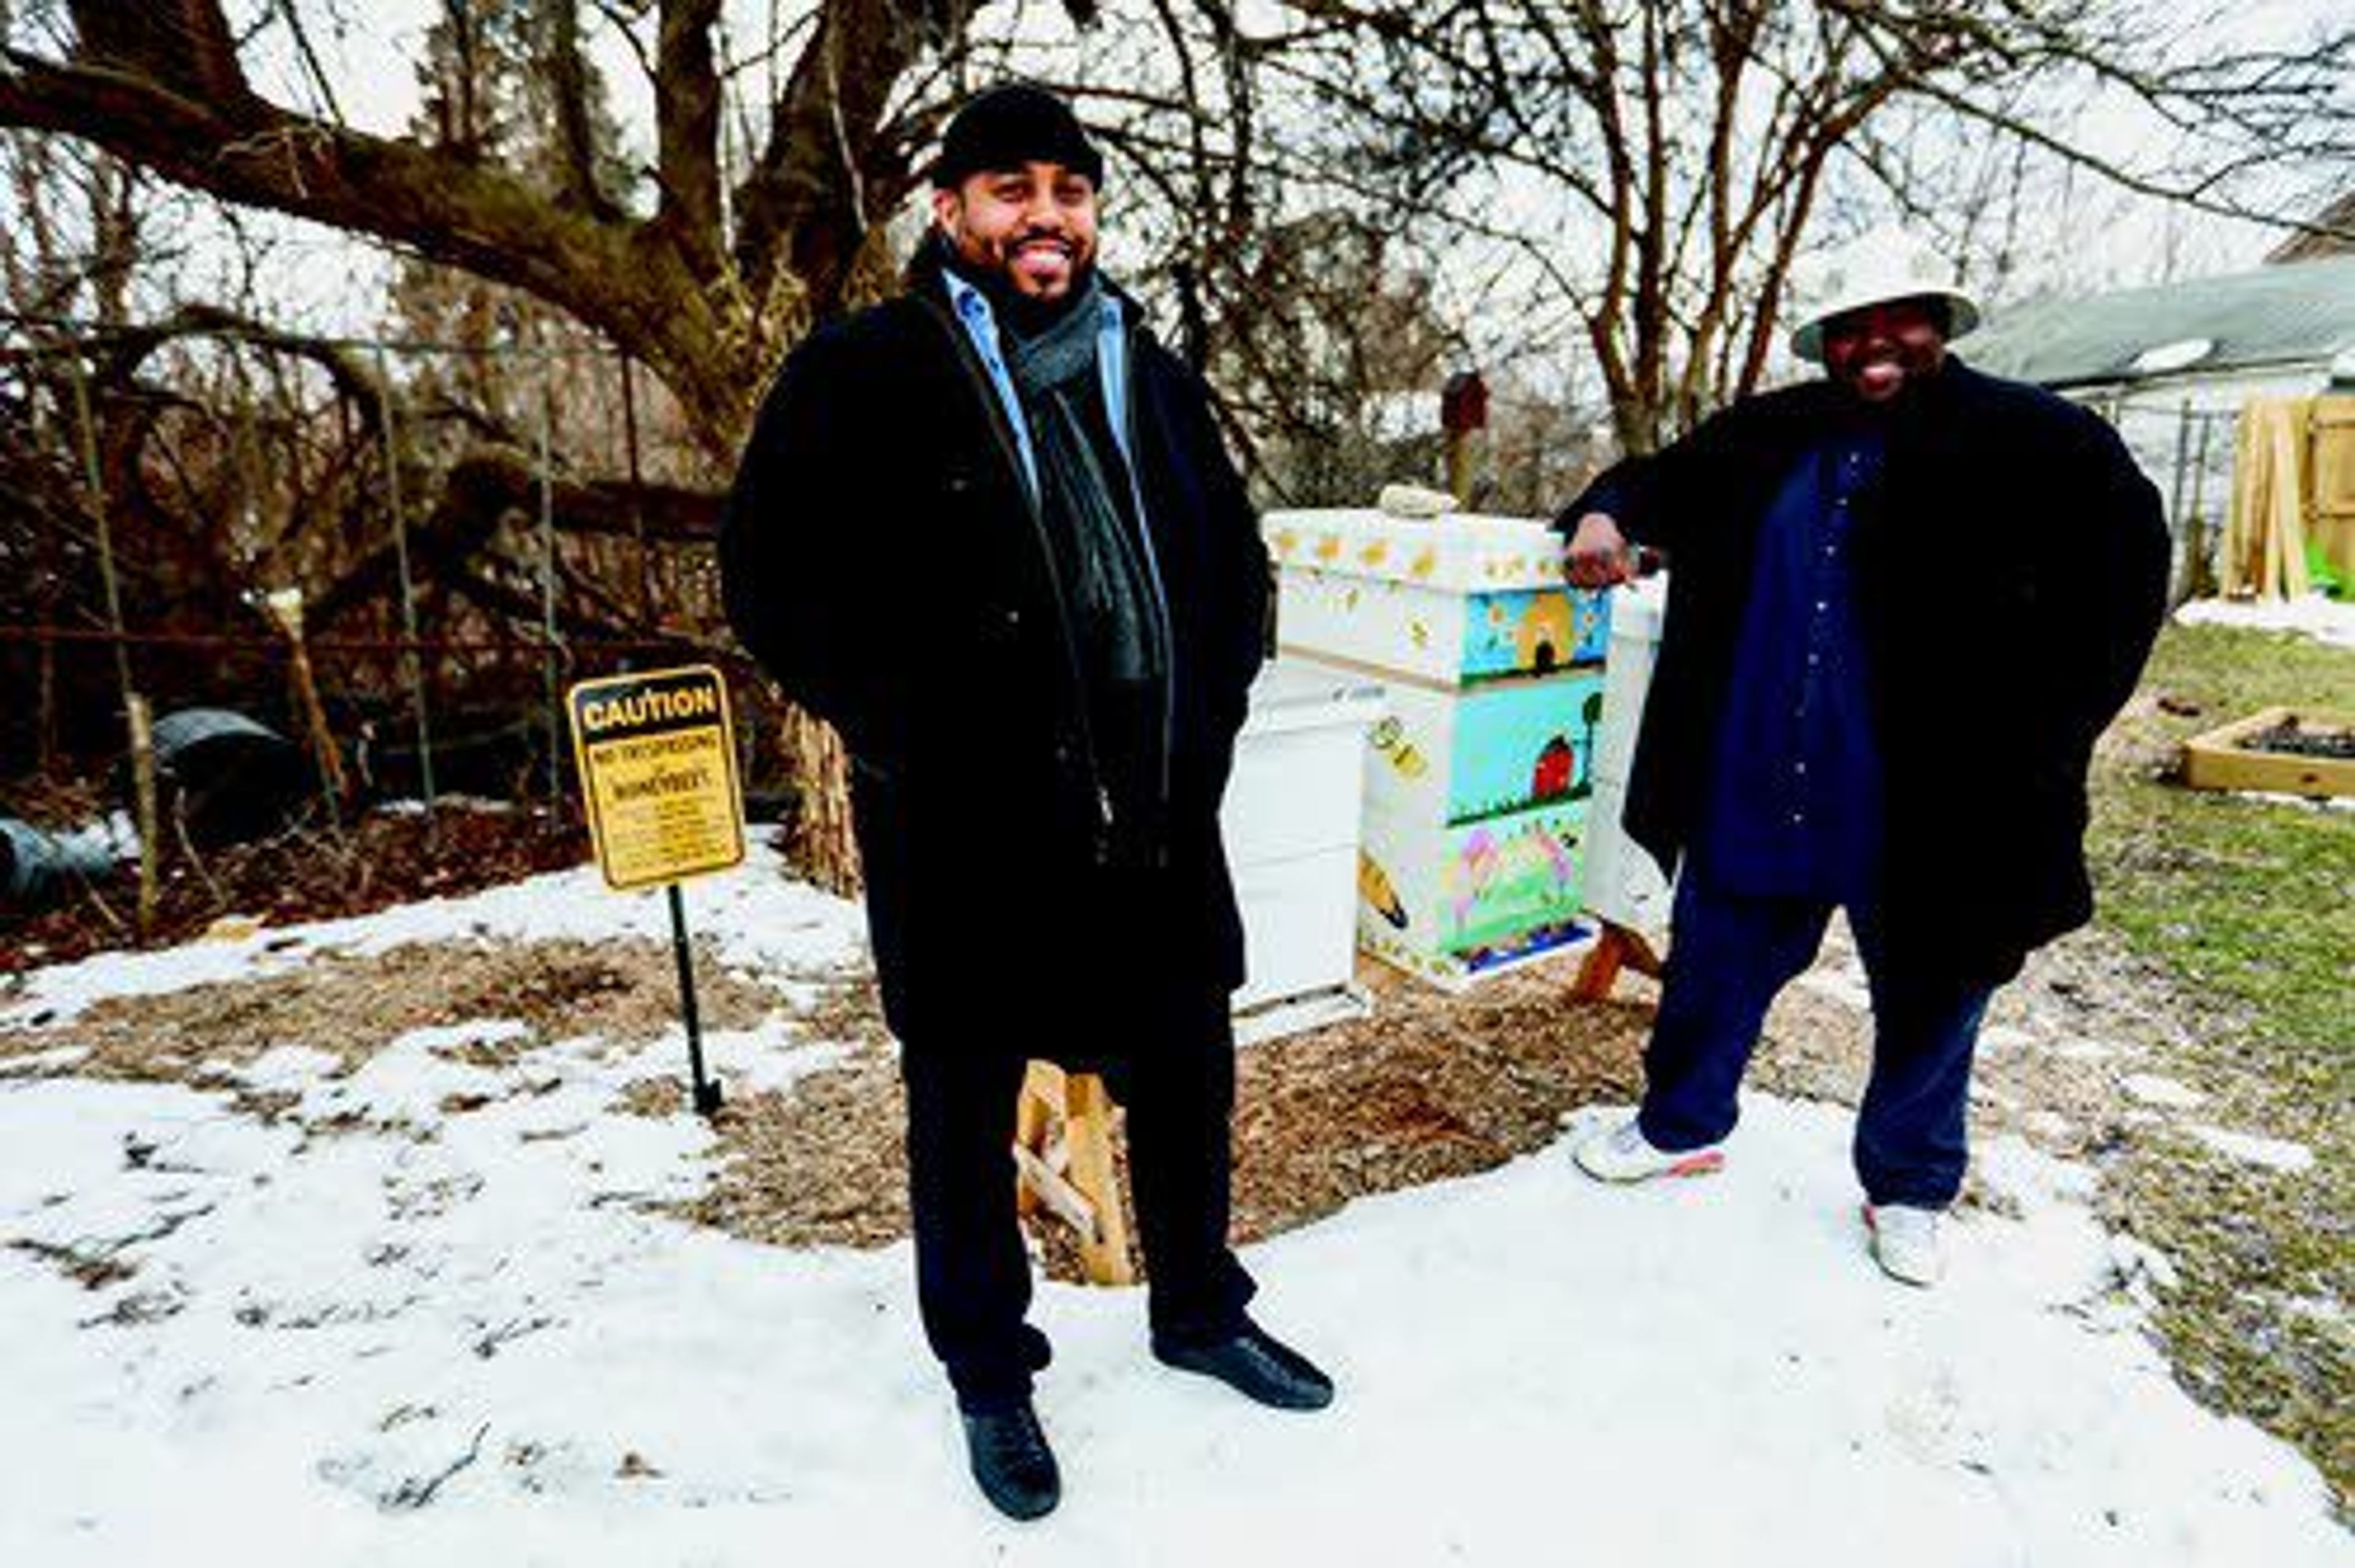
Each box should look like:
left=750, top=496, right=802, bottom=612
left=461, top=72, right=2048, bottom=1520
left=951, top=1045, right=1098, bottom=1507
left=2129, top=337, right=2215, bottom=375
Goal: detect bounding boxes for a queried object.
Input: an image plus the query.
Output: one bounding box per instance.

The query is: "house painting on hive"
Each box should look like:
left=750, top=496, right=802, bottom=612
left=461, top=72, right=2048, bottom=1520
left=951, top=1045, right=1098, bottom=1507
left=1464, top=587, right=1610, bottom=681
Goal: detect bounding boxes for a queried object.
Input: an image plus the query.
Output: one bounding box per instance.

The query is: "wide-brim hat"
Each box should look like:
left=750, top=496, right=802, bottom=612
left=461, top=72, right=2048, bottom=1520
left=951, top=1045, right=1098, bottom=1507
left=1788, top=228, right=1980, bottom=362
left=932, top=82, right=1104, bottom=190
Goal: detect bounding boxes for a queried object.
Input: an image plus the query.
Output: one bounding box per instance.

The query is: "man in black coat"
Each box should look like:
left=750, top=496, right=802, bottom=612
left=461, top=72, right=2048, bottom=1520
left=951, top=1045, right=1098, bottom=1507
left=1557, top=231, right=2167, bottom=1286
left=719, top=83, right=1331, bottom=1521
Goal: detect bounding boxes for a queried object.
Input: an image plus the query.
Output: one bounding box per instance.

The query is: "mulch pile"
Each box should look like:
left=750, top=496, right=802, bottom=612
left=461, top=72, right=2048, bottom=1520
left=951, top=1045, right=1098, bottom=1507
left=1230, top=982, right=1651, bottom=1242
left=683, top=963, right=1655, bottom=1283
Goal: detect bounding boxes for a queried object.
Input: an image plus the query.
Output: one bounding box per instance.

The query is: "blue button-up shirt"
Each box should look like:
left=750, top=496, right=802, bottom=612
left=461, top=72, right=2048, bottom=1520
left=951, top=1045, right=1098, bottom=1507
left=1695, top=432, right=1885, bottom=901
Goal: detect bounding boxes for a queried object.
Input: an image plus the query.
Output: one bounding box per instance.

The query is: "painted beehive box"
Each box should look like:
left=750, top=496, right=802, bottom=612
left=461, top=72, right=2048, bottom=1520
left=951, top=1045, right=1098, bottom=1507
left=1266, top=507, right=1617, bottom=987
left=1266, top=510, right=1610, bottom=687
left=1365, top=674, right=1609, bottom=825
left=1356, top=797, right=1593, bottom=981
left=1352, top=675, right=1604, bottom=982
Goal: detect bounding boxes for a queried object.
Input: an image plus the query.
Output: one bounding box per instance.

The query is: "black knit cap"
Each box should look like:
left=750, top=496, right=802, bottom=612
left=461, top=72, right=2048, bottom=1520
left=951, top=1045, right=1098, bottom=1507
left=930, top=82, right=1104, bottom=190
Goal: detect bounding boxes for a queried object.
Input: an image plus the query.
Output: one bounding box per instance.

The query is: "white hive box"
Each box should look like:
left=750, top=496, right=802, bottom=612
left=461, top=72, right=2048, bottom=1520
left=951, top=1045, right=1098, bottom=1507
left=1581, top=573, right=1675, bottom=939
left=1221, top=660, right=1385, bottom=1039
left=1265, top=507, right=1617, bottom=987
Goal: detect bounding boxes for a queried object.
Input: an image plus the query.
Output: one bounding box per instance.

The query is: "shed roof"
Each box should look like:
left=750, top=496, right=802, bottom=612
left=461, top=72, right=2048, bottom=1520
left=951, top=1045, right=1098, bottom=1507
left=1961, top=254, right=2355, bottom=389
left=2268, top=192, right=2355, bottom=265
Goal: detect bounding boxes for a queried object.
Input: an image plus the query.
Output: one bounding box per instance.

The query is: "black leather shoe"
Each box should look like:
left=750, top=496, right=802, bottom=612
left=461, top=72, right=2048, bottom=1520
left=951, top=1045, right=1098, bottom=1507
left=1153, top=1320, right=1335, bottom=1410
left=959, top=1400, right=1060, bottom=1521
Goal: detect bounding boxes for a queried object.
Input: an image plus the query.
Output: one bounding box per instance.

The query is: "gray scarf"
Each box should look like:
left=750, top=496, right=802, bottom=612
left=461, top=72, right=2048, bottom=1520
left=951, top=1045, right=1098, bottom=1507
left=1001, top=278, right=1168, bottom=695
left=1000, top=276, right=1171, bottom=866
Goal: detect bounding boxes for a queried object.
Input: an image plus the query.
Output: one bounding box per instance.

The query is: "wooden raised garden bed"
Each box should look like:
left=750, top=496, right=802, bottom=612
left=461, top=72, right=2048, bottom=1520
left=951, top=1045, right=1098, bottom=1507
left=2181, top=706, right=2355, bottom=798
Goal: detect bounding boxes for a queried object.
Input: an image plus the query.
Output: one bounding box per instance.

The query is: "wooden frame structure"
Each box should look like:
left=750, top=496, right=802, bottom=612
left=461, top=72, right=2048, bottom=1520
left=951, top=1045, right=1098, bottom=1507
left=1013, top=1062, right=1135, bottom=1287
left=2181, top=706, right=2355, bottom=798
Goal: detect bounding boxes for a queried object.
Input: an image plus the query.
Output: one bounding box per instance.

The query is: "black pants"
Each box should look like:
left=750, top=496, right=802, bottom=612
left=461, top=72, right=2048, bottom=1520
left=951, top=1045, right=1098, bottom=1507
left=900, top=990, right=1256, bottom=1411
left=1638, top=870, right=1994, bottom=1207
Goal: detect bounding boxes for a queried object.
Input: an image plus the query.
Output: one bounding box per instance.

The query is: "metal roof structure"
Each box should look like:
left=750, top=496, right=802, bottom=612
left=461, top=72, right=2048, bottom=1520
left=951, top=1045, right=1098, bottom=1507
left=2268, top=192, right=2355, bottom=265
left=1961, top=254, right=2355, bottom=390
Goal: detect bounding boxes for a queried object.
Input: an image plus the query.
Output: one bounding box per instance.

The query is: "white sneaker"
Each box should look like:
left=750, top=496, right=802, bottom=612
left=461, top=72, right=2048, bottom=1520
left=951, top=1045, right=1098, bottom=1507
left=1572, top=1118, right=1726, bottom=1183
left=1864, top=1203, right=1945, bottom=1287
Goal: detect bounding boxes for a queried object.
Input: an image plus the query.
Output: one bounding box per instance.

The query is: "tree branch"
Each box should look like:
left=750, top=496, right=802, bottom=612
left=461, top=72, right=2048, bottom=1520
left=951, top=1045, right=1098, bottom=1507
left=536, top=0, right=624, bottom=222
left=0, top=26, right=751, bottom=449
left=651, top=0, right=724, bottom=277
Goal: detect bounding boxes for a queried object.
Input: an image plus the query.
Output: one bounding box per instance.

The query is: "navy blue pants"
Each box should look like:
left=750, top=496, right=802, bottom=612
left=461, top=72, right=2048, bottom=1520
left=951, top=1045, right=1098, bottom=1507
left=900, top=990, right=1256, bottom=1412
left=1636, top=871, right=1994, bottom=1208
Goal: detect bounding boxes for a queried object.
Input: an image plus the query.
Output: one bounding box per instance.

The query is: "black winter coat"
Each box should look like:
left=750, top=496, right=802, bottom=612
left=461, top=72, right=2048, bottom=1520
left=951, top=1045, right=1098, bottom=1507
left=1560, top=360, right=2168, bottom=984
left=720, top=261, right=1269, bottom=1051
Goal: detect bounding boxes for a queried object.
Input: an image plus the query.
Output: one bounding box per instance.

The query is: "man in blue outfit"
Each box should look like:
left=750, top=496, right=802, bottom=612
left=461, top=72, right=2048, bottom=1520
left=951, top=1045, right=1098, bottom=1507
left=721, top=83, right=1330, bottom=1523
left=1558, top=231, right=2167, bottom=1285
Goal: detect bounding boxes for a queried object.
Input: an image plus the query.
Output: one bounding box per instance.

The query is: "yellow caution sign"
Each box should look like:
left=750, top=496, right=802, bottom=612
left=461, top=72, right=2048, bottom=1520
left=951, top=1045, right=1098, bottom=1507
left=567, top=665, right=746, bottom=891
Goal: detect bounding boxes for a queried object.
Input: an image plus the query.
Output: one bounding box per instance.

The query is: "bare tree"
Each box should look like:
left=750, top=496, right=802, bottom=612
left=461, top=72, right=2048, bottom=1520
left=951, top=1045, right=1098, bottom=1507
left=0, top=1, right=1117, bottom=886
left=1264, top=0, right=2351, bottom=451
left=0, top=2, right=1097, bottom=460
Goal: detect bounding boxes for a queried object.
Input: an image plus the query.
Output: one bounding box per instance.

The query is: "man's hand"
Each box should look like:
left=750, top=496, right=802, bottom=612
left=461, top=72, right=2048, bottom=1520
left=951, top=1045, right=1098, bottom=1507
left=1563, top=511, right=1636, bottom=588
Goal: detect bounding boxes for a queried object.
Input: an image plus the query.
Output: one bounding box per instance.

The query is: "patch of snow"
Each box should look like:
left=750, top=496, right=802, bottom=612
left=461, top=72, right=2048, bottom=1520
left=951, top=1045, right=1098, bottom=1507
left=2231, top=790, right=2355, bottom=814
left=0, top=870, right=2344, bottom=1566
left=1974, top=1135, right=2100, bottom=1209
left=696, top=1018, right=854, bottom=1098
left=2123, top=1073, right=2207, bottom=1111
left=0, top=1044, right=90, bottom=1076
left=2108, top=1234, right=2184, bottom=1294
left=1793, top=966, right=1871, bottom=1011
left=1976, top=1023, right=2035, bottom=1054
left=2050, top=1037, right=2121, bottom=1063
left=2186, top=1125, right=2315, bottom=1174
left=2279, top=1295, right=2347, bottom=1330
left=231, top=1045, right=348, bottom=1092
left=0, top=838, right=867, bottom=1030
left=2174, top=594, right=2355, bottom=650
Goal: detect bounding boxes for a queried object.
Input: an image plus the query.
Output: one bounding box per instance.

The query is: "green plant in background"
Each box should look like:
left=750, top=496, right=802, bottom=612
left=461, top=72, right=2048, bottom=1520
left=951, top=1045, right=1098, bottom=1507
left=2306, top=540, right=2346, bottom=602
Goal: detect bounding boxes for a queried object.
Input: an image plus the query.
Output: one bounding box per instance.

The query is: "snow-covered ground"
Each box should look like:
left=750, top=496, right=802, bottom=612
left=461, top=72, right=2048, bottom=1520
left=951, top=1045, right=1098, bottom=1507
left=1, top=852, right=2345, bottom=1566
left=2175, top=592, right=2355, bottom=651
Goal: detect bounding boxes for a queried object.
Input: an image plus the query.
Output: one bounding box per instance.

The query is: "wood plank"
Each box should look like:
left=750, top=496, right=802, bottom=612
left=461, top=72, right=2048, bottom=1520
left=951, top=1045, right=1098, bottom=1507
left=1011, top=1143, right=1099, bottom=1239
left=1060, top=1073, right=1136, bottom=1286
left=2182, top=706, right=2355, bottom=797
left=1569, top=922, right=1664, bottom=1001
left=1013, top=1068, right=1052, bottom=1220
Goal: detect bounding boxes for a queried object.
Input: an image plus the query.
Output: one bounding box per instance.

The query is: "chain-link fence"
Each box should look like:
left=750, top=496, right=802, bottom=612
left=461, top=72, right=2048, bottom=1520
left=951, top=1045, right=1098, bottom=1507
left=1, top=313, right=796, bottom=873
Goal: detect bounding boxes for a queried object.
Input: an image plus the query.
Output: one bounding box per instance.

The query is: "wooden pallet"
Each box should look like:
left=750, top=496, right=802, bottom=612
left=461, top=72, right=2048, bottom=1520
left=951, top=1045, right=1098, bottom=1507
left=2181, top=706, right=2355, bottom=798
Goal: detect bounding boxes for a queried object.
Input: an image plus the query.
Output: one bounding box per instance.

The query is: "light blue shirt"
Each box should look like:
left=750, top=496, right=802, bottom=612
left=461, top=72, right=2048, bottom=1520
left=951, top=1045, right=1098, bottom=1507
left=939, top=269, right=1138, bottom=506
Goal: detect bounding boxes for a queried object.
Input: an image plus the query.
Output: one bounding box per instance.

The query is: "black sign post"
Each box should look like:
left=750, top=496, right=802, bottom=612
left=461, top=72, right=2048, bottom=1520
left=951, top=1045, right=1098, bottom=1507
left=667, top=882, right=722, bottom=1116
left=567, top=665, right=745, bottom=1122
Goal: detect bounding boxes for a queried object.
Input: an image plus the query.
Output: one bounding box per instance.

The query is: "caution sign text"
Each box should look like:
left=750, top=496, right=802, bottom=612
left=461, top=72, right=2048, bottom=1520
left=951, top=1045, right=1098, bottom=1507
left=568, top=665, right=746, bottom=890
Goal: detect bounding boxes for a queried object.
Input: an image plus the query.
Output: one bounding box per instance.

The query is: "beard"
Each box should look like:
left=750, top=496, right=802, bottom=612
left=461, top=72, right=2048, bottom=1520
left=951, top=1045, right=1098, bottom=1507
left=936, top=225, right=1098, bottom=337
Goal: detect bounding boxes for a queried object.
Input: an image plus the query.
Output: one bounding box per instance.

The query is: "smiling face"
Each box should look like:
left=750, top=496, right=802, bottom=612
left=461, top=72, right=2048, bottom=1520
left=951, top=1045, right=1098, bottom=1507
left=1820, top=297, right=1948, bottom=405
left=932, top=161, right=1100, bottom=302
